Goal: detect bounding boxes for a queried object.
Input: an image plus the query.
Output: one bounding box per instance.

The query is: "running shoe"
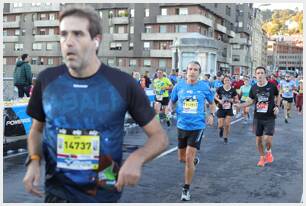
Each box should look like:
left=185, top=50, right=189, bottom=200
left=194, top=157, right=200, bottom=166
left=181, top=188, right=191, bottom=201
left=257, top=156, right=265, bottom=167
left=219, top=128, right=224, bottom=138
left=265, top=151, right=274, bottom=163
left=285, top=118, right=288, bottom=123
left=224, top=138, right=228, bottom=144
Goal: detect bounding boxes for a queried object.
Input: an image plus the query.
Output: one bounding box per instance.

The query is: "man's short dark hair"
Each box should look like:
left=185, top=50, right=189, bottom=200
left=217, top=71, right=222, bottom=77
left=59, top=5, right=102, bottom=39
left=21, top=54, right=28, bottom=61
left=255, top=66, right=266, bottom=73
left=205, top=74, right=210, bottom=78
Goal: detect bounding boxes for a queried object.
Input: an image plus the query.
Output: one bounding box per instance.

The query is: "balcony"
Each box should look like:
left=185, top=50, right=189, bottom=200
left=150, top=49, right=172, bottom=58
left=228, top=30, right=235, bottom=38
left=157, top=14, right=213, bottom=27
left=141, top=32, right=191, bottom=41
left=111, top=17, right=129, bottom=25
left=112, top=33, right=128, bottom=41
left=34, top=19, right=59, bottom=27
left=3, top=21, right=20, bottom=28
left=216, top=24, right=227, bottom=34
left=3, top=36, right=19, bottom=42
left=34, top=35, right=60, bottom=42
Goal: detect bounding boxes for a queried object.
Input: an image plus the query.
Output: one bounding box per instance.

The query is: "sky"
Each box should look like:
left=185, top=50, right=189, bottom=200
left=253, top=3, right=303, bottom=11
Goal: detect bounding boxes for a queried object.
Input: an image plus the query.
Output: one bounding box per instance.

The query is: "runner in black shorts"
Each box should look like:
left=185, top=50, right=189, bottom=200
left=235, top=66, right=280, bottom=167
left=215, top=75, right=239, bottom=144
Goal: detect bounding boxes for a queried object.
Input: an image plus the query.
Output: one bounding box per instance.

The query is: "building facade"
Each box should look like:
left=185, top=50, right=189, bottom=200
left=4, top=3, right=261, bottom=78
left=267, top=37, right=303, bottom=76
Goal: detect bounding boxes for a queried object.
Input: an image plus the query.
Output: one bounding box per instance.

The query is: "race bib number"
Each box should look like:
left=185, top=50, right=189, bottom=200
left=222, top=101, right=231, bottom=110
left=57, top=129, right=100, bottom=170
left=284, top=87, right=290, bottom=93
left=183, top=100, right=198, bottom=114
left=156, top=94, right=163, bottom=101
left=256, top=102, right=268, bottom=113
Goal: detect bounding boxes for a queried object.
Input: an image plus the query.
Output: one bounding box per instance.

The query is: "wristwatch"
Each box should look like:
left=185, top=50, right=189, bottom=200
left=25, top=154, right=41, bottom=167
left=210, top=113, right=215, bottom=117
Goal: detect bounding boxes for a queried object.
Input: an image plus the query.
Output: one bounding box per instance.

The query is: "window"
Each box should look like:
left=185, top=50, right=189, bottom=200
left=118, top=10, right=128, bottom=17
left=160, top=42, right=167, bottom=50
left=232, top=44, right=240, bottom=49
left=41, top=13, right=46, bottom=19
left=31, top=57, right=38, bottom=65
left=107, top=59, right=115, bottom=66
left=99, top=11, right=103, bottom=19
left=226, top=6, right=231, bottom=16
left=49, top=13, right=55, bottom=20
left=31, top=3, right=41, bottom=6
left=130, top=9, right=135, bottom=18
left=145, top=9, right=149, bottom=17
left=118, top=26, right=125, bottom=34
left=160, top=25, right=167, bottom=33
left=15, top=29, right=20, bottom=36
left=130, top=26, right=134, bottom=34
left=144, top=42, right=150, bottom=50
left=129, top=42, right=134, bottom=50
left=110, top=26, right=114, bottom=34
left=129, top=59, right=137, bottom=67
left=214, top=3, right=218, bottom=8
left=13, top=3, right=22, bottom=7
left=145, top=25, right=152, bottom=33
left=49, top=28, right=54, bottom=35
left=32, top=13, right=37, bottom=21
left=3, top=16, right=7, bottom=22
left=3, top=58, right=6, bottom=65
left=3, top=44, right=6, bottom=49
left=161, top=8, right=167, bottom=16
left=159, top=59, right=166, bottom=68
left=48, top=58, right=53, bottom=65
left=22, top=29, right=26, bottom=36
left=109, top=11, right=114, bottom=18
left=238, top=22, right=243, bottom=28
left=39, top=28, right=46, bottom=35
left=144, top=59, right=151, bottom=67
left=110, top=42, right=122, bottom=50
left=118, top=58, right=124, bottom=66
left=46, top=43, right=54, bottom=50
left=14, top=43, right=23, bottom=51
left=179, top=8, right=188, bottom=15
left=46, top=3, right=52, bottom=6
left=232, top=55, right=240, bottom=62
left=33, top=43, right=42, bottom=50
left=175, top=25, right=187, bottom=33
left=3, top=30, right=7, bottom=36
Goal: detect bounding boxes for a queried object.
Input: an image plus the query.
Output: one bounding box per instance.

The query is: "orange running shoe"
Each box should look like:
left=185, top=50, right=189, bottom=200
left=265, top=151, right=274, bottom=163
left=257, top=156, right=265, bottom=167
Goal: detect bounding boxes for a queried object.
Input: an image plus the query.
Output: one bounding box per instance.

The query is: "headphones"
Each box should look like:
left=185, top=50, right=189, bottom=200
left=95, top=40, right=99, bottom=48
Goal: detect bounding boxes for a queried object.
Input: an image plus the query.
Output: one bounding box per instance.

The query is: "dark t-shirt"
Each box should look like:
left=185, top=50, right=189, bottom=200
left=249, top=82, right=279, bottom=119
left=216, top=86, right=237, bottom=110
left=27, top=63, right=155, bottom=202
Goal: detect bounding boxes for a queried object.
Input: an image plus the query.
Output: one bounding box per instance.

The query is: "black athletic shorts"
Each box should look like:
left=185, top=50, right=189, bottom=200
left=217, top=108, right=234, bottom=118
left=253, top=118, right=275, bottom=136
left=177, top=128, right=205, bottom=150
left=282, top=97, right=293, bottom=103
left=155, top=96, right=169, bottom=106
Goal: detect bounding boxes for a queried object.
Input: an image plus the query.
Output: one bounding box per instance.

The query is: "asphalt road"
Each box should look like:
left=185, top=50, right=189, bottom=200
left=3, top=108, right=303, bottom=203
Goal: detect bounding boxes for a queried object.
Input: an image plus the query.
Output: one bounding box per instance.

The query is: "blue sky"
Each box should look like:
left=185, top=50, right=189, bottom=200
left=253, top=3, right=303, bottom=11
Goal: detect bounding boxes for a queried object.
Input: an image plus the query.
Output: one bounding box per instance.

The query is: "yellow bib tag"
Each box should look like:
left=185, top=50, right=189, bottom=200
left=183, top=100, right=198, bottom=114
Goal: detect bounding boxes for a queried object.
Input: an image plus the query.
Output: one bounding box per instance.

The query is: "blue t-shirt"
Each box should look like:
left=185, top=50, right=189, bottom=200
left=280, top=80, right=295, bottom=98
left=171, top=80, right=214, bottom=130
left=27, top=63, right=155, bottom=202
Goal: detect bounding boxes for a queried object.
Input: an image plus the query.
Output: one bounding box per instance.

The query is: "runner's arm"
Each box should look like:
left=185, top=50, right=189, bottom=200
left=27, top=119, right=44, bottom=161
left=115, top=118, right=168, bottom=191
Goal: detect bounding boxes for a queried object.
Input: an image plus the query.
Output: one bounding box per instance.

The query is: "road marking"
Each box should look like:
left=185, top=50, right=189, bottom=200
left=154, top=116, right=245, bottom=160
left=4, top=151, right=28, bottom=159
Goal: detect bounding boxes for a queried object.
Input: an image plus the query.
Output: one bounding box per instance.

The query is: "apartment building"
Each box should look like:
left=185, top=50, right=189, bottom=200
left=4, top=3, right=256, bottom=78
left=251, top=8, right=268, bottom=75
left=3, top=3, right=62, bottom=78
left=230, top=3, right=253, bottom=75
left=267, top=38, right=303, bottom=75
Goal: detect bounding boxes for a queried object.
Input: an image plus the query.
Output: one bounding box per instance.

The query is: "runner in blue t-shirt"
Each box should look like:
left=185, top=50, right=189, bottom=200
left=166, top=61, right=215, bottom=201
left=280, top=73, right=296, bottom=123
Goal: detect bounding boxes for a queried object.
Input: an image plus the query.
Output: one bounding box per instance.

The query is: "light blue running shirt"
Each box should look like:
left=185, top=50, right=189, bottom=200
left=171, top=80, right=214, bottom=130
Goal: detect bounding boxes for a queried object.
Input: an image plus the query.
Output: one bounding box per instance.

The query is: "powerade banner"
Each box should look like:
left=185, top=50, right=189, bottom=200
left=4, top=105, right=32, bottom=136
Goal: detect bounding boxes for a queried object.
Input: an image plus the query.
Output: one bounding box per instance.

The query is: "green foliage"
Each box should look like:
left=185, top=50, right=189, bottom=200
left=261, top=9, right=303, bottom=36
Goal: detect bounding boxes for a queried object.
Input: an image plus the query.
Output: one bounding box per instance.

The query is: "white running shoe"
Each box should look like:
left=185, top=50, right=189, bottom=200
left=181, top=189, right=191, bottom=201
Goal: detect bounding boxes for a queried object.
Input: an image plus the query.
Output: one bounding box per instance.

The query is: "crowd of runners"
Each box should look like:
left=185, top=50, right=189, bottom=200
left=132, top=63, right=303, bottom=201
left=22, top=5, right=302, bottom=203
